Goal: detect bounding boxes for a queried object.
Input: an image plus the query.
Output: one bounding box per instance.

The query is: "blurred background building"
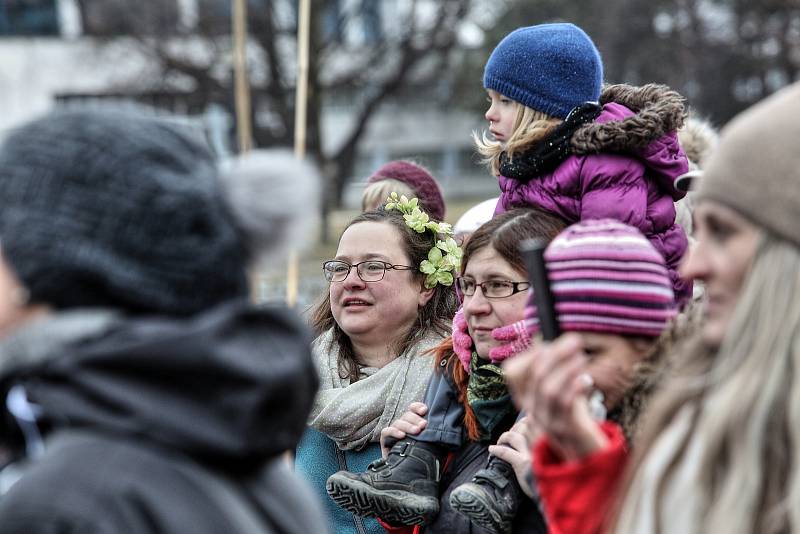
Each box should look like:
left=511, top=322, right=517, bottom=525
left=0, top=0, right=497, bottom=212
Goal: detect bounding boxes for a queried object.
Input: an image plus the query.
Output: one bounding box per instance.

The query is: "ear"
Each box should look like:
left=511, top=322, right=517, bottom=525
left=417, top=281, right=436, bottom=308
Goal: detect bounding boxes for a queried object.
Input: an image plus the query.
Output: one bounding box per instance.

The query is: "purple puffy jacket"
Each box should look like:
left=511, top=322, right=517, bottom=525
left=495, top=84, right=692, bottom=305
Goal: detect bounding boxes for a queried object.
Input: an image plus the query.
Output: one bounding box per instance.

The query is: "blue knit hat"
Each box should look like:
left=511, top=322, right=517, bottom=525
left=483, top=23, right=603, bottom=119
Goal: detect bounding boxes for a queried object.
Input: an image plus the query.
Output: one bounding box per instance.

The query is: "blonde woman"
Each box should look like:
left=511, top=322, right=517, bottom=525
left=507, top=81, right=800, bottom=533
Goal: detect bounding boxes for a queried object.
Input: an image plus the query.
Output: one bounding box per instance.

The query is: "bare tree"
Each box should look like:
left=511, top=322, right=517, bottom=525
left=76, top=0, right=481, bottom=241
left=472, top=0, right=800, bottom=125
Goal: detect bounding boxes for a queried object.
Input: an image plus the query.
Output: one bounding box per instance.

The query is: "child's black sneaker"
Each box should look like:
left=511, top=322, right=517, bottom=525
left=326, top=439, right=443, bottom=525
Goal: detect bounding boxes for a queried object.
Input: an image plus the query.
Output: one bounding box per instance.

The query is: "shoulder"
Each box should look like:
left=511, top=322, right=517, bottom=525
left=0, top=432, right=278, bottom=534
left=413, top=329, right=449, bottom=355
left=311, top=328, right=335, bottom=356
left=578, top=151, right=645, bottom=189
left=311, top=329, right=339, bottom=379
left=0, top=436, right=143, bottom=532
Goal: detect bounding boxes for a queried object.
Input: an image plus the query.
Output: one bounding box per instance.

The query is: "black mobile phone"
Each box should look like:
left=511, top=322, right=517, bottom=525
left=520, top=238, right=560, bottom=341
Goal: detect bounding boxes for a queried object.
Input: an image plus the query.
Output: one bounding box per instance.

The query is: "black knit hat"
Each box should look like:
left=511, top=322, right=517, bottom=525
left=0, top=107, right=249, bottom=315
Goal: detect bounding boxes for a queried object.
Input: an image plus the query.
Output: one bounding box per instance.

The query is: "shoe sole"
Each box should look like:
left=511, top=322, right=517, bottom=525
left=449, top=483, right=511, bottom=534
left=326, top=473, right=438, bottom=526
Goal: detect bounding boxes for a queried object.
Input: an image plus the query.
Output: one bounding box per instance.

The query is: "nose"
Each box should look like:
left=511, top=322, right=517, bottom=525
left=679, top=240, right=707, bottom=282
left=464, top=286, right=492, bottom=317
left=341, top=266, right=366, bottom=290
left=485, top=102, right=497, bottom=123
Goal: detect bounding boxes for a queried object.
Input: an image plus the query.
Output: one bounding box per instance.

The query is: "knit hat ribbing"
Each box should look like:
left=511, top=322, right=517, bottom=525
left=483, top=23, right=603, bottom=119
left=697, top=82, right=800, bottom=246
left=0, top=108, right=248, bottom=315
left=366, top=160, right=445, bottom=220
left=536, top=220, right=677, bottom=337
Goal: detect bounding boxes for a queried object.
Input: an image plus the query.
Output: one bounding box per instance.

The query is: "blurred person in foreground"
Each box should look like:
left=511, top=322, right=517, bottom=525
left=0, top=108, right=327, bottom=533
left=507, top=81, right=800, bottom=534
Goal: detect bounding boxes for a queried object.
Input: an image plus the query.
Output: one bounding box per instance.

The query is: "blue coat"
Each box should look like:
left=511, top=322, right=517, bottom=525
left=296, top=427, right=385, bottom=534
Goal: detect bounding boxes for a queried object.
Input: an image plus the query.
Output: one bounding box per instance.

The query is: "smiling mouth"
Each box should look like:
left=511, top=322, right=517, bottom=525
left=343, top=299, right=371, bottom=308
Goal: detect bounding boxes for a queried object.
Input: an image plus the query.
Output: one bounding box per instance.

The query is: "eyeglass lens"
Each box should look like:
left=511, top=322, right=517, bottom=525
left=324, top=261, right=387, bottom=282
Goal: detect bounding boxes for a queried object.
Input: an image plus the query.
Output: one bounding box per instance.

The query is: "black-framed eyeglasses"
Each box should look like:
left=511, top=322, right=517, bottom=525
left=322, top=260, right=415, bottom=283
left=456, top=277, right=530, bottom=299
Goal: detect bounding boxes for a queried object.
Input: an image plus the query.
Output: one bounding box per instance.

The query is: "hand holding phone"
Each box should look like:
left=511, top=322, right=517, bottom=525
left=520, top=239, right=605, bottom=421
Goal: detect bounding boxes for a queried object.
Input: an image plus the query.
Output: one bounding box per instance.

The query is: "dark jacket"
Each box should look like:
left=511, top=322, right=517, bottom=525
left=381, top=353, right=548, bottom=534
left=0, top=300, right=327, bottom=534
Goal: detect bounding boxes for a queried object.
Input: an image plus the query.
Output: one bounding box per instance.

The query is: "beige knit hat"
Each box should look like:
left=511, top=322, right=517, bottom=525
left=698, top=82, right=800, bottom=246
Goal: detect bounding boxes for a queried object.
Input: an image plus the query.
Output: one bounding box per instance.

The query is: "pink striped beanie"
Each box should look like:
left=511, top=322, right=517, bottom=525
left=534, top=219, right=677, bottom=338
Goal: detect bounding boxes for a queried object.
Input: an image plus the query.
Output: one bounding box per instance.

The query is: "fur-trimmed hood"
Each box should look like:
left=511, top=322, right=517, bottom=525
left=568, top=83, right=689, bottom=201
left=678, top=114, right=720, bottom=170
left=572, top=83, right=688, bottom=154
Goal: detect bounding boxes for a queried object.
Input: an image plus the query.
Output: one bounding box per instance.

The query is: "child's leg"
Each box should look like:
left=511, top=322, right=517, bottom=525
left=327, top=370, right=460, bottom=526
left=450, top=410, right=529, bottom=534
left=413, top=369, right=464, bottom=448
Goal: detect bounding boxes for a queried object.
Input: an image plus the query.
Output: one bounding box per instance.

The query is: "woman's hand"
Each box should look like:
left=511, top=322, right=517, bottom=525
left=503, top=334, right=608, bottom=462
left=379, top=402, right=429, bottom=458
left=488, top=417, right=540, bottom=498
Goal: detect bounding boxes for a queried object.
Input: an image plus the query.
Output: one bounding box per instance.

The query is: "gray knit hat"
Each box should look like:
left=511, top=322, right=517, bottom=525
left=697, top=82, right=800, bottom=246
left=0, top=108, right=251, bottom=315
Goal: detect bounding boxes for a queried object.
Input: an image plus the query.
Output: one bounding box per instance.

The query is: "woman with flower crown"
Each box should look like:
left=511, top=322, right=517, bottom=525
left=296, top=195, right=460, bottom=534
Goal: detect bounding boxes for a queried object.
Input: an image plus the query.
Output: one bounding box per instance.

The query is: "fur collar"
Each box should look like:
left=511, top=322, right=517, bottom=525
left=571, top=83, right=688, bottom=154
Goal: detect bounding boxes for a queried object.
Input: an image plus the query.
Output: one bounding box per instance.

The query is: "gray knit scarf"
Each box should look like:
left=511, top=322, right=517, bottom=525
left=308, top=328, right=443, bottom=451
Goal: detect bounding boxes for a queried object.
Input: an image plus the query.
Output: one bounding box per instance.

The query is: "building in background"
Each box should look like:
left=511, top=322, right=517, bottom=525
left=0, top=0, right=496, bottom=208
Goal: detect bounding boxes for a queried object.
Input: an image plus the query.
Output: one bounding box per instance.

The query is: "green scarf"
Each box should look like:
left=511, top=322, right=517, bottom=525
left=466, top=352, right=514, bottom=441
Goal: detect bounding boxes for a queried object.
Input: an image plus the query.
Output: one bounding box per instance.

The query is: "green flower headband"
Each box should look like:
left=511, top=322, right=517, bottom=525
left=384, top=192, right=463, bottom=289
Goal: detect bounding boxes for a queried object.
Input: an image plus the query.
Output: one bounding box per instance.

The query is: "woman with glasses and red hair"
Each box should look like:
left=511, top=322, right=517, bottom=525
left=297, top=205, right=459, bottom=534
